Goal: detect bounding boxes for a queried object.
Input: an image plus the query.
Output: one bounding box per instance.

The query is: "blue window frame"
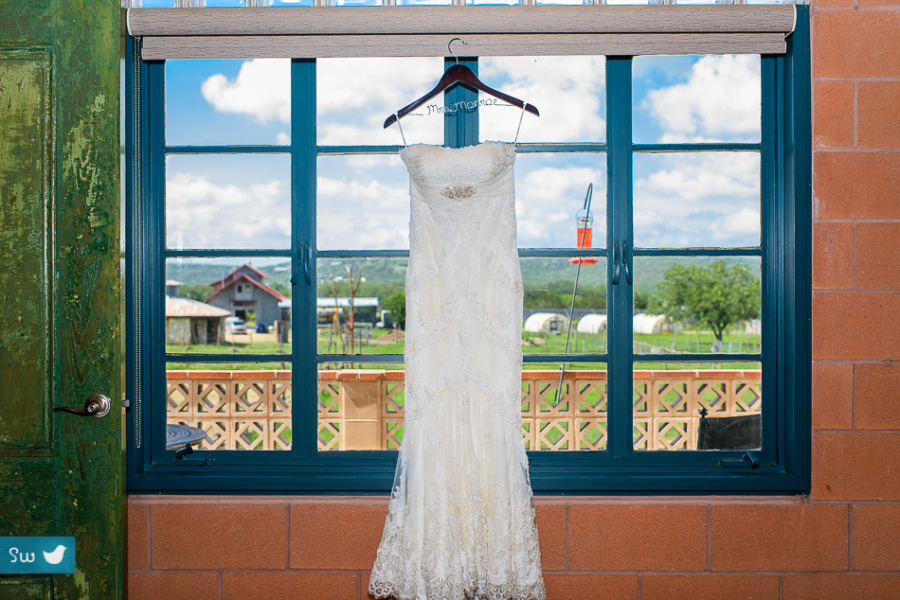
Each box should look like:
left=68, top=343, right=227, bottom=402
left=126, top=8, right=811, bottom=494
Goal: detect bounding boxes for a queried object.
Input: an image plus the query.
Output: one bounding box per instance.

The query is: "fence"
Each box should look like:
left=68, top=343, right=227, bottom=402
left=165, top=369, right=762, bottom=451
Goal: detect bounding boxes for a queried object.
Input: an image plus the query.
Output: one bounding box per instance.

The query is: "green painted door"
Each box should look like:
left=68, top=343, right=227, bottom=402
left=0, top=0, right=123, bottom=598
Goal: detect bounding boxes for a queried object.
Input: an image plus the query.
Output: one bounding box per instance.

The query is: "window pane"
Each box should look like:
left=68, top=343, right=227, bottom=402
left=633, top=152, right=760, bottom=249
left=164, top=364, right=293, bottom=452
left=166, top=59, right=291, bottom=146
left=316, top=257, right=407, bottom=357
left=630, top=256, right=762, bottom=451
left=523, top=363, right=608, bottom=451
left=515, top=153, right=607, bottom=249
left=479, top=57, right=606, bottom=144
left=633, top=55, right=760, bottom=144
left=166, top=154, right=291, bottom=250
left=317, top=155, right=410, bottom=250
left=632, top=362, right=762, bottom=452
left=521, top=257, right=608, bottom=356
left=166, top=258, right=293, bottom=354
left=317, top=58, right=444, bottom=146
left=631, top=256, right=762, bottom=355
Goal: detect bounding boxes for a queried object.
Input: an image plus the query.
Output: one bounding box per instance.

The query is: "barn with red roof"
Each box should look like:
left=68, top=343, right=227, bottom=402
left=205, top=264, right=286, bottom=328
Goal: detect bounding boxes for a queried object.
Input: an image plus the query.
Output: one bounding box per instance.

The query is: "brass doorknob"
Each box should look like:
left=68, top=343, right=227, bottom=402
left=54, top=393, right=111, bottom=419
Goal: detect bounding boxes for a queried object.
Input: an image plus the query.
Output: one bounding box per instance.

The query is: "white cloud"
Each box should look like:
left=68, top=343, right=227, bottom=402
left=201, top=59, right=291, bottom=124
left=633, top=153, right=760, bottom=248
left=713, top=207, right=761, bottom=238
left=318, top=58, right=441, bottom=115
left=197, top=58, right=442, bottom=144
left=343, top=155, right=402, bottom=170
left=642, top=55, right=761, bottom=143
left=276, top=132, right=291, bottom=145
left=640, top=154, right=758, bottom=201
left=316, top=174, right=409, bottom=250
left=516, top=166, right=605, bottom=248
left=317, top=58, right=445, bottom=145
left=197, top=57, right=605, bottom=145
left=166, top=172, right=291, bottom=249
left=479, top=57, right=606, bottom=143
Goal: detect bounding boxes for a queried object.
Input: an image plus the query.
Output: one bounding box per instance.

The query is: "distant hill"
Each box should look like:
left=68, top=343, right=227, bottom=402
left=166, top=255, right=758, bottom=297
left=165, top=263, right=242, bottom=287
left=631, top=256, right=758, bottom=293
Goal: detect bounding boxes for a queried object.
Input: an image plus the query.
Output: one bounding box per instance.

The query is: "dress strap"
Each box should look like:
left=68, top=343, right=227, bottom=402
left=395, top=112, right=408, bottom=147
left=513, top=101, right=527, bottom=146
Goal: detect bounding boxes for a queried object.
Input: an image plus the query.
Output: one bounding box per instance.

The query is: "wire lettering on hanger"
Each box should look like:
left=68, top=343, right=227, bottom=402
left=425, top=98, right=501, bottom=115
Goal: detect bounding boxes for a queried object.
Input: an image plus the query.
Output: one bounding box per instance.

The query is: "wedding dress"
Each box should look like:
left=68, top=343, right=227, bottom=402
left=369, top=141, right=546, bottom=600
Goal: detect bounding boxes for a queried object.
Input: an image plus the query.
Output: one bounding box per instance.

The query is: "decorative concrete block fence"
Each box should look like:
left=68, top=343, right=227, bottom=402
left=165, top=369, right=762, bottom=452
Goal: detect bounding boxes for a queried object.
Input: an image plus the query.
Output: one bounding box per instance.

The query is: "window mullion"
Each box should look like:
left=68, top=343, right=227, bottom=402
left=125, top=36, right=145, bottom=467
left=759, top=54, right=780, bottom=464
left=445, top=57, right=479, bottom=148
left=605, top=56, right=634, bottom=460
left=148, top=60, right=170, bottom=464
left=784, top=12, right=813, bottom=483
left=292, top=58, right=318, bottom=458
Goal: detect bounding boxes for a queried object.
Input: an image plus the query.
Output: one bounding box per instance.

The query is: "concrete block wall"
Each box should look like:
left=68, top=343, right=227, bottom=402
left=127, top=1, right=900, bottom=598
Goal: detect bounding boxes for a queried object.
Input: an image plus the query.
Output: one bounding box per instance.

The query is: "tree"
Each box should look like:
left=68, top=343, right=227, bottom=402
left=523, top=287, right=565, bottom=310
left=522, top=282, right=607, bottom=310
left=269, top=281, right=291, bottom=298
left=382, top=290, right=406, bottom=330
left=656, top=261, right=760, bottom=347
left=179, top=283, right=213, bottom=302
left=633, top=290, right=650, bottom=310
left=331, top=264, right=364, bottom=354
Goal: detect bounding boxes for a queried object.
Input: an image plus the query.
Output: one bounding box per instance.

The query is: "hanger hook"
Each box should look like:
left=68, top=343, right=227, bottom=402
left=448, top=38, right=467, bottom=65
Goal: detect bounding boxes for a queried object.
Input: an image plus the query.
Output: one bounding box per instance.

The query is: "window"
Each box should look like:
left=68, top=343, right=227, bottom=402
left=127, top=7, right=811, bottom=493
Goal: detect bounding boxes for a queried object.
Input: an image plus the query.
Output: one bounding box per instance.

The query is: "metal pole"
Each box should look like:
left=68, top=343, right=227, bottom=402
left=557, top=183, right=593, bottom=401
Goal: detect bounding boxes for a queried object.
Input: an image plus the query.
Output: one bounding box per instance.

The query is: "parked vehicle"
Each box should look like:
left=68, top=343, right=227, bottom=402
left=225, top=316, right=248, bottom=335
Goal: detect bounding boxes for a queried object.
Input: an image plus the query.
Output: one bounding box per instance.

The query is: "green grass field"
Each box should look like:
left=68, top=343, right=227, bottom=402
left=166, top=325, right=760, bottom=371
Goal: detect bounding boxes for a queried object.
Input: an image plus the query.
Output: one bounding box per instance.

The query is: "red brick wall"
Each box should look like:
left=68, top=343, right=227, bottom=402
left=127, top=3, right=900, bottom=598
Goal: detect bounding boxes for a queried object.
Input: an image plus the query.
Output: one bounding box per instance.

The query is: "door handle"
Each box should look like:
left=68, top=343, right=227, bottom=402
left=54, top=393, right=112, bottom=419
left=291, top=242, right=301, bottom=286
left=291, top=242, right=313, bottom=286
left=611, top=241, right=621, bottom=285
left=622, top=241, right=632, bottom=285
left=303, top=241, right=312, bottom=286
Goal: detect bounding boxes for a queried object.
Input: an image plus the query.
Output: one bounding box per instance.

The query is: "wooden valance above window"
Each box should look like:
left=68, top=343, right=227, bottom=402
left=128, top=5, right=796, bottom=60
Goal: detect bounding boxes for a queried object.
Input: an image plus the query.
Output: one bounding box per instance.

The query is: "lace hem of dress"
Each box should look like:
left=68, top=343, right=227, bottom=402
left=369, top=496, right=547, bottom=600
left=368, top=579, right=547, bottom=600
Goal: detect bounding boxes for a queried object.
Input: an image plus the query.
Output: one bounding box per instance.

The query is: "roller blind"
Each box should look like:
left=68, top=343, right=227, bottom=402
left=129, top=5, right=796, bottom=60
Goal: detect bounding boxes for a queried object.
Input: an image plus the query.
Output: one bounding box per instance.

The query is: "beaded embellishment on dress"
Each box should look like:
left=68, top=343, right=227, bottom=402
left=369, top=142, right=546, bottom=600
left=440, top=184, right=477, bottom=200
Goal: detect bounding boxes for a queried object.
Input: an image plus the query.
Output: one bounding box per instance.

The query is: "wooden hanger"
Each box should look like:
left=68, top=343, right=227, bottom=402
left=384, top=38, right=540, bottom=129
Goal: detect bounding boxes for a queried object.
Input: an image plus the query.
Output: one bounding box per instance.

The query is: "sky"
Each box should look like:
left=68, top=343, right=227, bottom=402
left=163, top=53, right=762, bottom=259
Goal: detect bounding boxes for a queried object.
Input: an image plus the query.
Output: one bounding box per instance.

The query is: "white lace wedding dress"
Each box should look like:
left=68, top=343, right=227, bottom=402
left=369, top=142, right=546, bottom=600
